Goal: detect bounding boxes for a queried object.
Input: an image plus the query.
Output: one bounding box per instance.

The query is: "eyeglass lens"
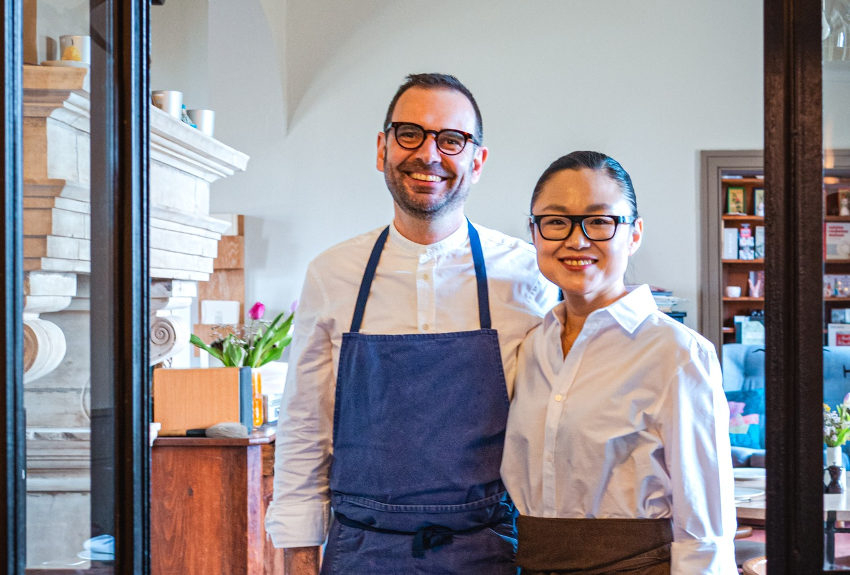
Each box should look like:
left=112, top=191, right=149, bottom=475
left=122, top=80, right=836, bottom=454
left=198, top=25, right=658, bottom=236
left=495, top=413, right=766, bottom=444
left=393, top=123, right=469, bottom=155
left=537, top=215, right=620, bottom=241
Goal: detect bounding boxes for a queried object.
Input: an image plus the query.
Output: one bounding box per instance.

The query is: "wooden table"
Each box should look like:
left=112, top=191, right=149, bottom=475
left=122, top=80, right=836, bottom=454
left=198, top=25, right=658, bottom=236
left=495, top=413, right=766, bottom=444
left=735, top=476, right=850, bottom=568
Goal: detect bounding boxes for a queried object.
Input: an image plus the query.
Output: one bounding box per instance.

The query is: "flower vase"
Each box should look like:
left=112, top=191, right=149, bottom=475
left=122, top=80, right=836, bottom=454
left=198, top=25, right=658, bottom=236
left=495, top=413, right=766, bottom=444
left=825, top=445, right=846, bottom=494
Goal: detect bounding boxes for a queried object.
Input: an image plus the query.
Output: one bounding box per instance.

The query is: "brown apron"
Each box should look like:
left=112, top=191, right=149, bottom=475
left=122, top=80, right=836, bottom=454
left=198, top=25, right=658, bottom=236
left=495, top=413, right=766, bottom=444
left=516, top=515, right=673, bottom=574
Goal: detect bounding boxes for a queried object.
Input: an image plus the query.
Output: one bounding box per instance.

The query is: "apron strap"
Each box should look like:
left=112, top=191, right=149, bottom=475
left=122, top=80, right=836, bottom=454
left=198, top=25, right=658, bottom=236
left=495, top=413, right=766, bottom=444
left=350, top=226, right=390, bottom=333
left=467, top=220, right=491, bottom=330
left=349, top=220, right=492, bottom=332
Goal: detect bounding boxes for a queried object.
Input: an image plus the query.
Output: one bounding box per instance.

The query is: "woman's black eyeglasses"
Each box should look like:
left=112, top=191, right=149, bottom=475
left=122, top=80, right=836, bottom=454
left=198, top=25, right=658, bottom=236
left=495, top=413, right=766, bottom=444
left=531, top=214, right=637, bottom=242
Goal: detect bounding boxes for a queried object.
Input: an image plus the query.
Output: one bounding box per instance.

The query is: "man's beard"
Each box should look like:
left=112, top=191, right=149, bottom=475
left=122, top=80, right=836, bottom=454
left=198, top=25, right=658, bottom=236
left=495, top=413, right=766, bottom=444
left=384, top=158, right=472, bottom=221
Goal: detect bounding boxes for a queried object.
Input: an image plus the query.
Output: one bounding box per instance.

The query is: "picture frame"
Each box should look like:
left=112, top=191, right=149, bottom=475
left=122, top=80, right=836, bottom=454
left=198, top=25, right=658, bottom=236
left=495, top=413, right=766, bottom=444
left=726, top=186, right=746, bottom=214
left=753, top=187, right=765, bottom=217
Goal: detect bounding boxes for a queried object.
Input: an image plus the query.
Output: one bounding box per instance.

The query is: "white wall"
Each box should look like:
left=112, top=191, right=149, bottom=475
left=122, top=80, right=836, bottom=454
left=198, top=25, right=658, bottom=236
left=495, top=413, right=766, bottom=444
left=148, top=0, right=780, bottom=330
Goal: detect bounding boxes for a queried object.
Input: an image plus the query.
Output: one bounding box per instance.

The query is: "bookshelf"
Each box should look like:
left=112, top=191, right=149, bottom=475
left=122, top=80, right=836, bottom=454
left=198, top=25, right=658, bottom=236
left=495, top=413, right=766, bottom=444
left=824, top=177, right=850, bottom=341
left=700, top=150, right=850, bottom=351
left=719, top=177, right=765, bottom=344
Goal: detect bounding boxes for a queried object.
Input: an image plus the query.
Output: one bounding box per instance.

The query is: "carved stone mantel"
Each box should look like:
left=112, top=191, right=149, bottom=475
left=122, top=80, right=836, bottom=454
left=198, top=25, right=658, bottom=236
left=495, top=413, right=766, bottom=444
left=23, top=64, right=249, bottom=382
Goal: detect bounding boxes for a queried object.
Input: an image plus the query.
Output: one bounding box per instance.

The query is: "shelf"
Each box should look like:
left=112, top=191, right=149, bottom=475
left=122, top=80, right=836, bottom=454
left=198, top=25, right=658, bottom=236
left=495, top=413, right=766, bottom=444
left=722, top=214, right=765, bottom=222
left=825, top=215, right=850, bottom=222
left=722, top=178, right=764, bottom=185
left=722, top=327, right=736, bottom=334
left=826, top=297, right=850, bottom=302
left=722, top=259, right=765, bottom=264
left=722, top=297, right=764, bottom=302
left=826, top=259, right=850, bottom=264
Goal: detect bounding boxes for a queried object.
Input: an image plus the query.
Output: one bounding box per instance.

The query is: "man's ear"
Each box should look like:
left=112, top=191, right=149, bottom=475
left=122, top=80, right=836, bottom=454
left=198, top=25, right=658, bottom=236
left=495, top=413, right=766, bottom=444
left=376, top=132, right=387, bottom=173
left=469, top=146, right=489, bottom=184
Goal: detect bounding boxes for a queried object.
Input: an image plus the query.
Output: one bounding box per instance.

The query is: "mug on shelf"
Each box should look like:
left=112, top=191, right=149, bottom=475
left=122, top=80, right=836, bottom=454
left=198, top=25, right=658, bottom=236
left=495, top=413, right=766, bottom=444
left=187, top=109, right=215, bottom=137
left=725, top=285, right=742, bottom=298
left=59, top=35, right=90, bottom=65
left=151, top=90, right=183, bottom=119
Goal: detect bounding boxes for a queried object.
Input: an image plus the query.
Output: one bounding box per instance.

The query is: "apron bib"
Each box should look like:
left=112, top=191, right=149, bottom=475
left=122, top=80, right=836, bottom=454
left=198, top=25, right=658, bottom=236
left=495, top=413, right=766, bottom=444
left=322, top=221, right=516, bottom=575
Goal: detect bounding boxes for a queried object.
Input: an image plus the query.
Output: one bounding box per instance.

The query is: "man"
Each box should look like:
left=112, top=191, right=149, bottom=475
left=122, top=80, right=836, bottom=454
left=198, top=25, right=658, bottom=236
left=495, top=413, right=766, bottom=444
left=265, top=73, right=557, bottom=574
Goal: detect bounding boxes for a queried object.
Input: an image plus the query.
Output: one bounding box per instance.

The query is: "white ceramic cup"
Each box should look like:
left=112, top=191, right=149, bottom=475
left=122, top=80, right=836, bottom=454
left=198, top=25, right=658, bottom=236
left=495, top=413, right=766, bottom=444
left=726, top=285, right=742, bottom=298
left=151, top=90, right=183, bottom=119
left=59, top=35, right=91, bottom=65
left=187, top=109, right=215, bottom=137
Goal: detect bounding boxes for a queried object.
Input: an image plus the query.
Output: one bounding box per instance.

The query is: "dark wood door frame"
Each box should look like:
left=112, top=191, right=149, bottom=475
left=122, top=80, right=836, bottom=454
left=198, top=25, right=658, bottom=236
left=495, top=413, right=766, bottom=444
left=764, top=0, right=824, bottom=572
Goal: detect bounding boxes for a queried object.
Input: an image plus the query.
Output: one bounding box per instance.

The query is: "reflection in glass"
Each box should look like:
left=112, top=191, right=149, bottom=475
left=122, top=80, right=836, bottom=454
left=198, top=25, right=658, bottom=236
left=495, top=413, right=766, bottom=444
left=824, top=0, right=850, bottom=568
left=22, top=0, right=103, bottom=569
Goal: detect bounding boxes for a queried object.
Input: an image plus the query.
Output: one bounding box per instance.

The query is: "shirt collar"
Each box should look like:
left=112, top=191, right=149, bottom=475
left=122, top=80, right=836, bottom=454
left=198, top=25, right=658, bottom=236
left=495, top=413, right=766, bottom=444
left=545, top=284, right=657, bottom=336
left=388, top=219, right=469, bottom=255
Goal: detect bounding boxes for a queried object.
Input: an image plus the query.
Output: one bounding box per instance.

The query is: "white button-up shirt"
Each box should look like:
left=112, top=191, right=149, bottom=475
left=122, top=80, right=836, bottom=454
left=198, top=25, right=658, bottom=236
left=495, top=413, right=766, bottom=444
left=501, top=285, right=737, bottom=574
left=266, top=221, right=558, bottom=548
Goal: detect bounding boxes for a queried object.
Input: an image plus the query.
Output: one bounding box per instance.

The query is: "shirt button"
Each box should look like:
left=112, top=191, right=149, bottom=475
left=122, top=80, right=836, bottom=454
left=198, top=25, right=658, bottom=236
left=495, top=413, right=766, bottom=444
left=422, top=273, right=430, bottom=281
left=554, top=394, right=563, bottom=402
left=422, top=324, right=430, bottom=331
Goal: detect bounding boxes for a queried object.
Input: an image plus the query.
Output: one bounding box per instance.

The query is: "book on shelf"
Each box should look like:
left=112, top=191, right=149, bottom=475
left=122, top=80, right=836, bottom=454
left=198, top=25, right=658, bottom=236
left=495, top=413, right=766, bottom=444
left=722, top=227, right=738, bottom=260
left=738, top=224, right=754, bottom=260
left=825, top=274, right=850, bottom=298
left=832, top=308, right=850, bottom=324
left=735, top=316, right=765, bottom=345
left=825, top=222, right=850, bottom=260
left=754, top=225, right=765, bottom=259
left=726, top=186, right=746, bottom=215
left=828, top=323, right=850, bottom=346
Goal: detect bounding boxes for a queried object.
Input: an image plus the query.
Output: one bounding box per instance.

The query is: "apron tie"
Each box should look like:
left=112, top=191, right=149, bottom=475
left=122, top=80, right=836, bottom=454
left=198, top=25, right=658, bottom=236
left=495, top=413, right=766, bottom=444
left=334, top=512, right=508, bottom=559
left=412, top=524, right=455, bottom=558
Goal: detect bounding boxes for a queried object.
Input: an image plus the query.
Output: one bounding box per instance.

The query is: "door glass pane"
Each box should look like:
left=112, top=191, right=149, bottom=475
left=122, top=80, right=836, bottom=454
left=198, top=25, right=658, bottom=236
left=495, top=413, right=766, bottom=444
left=21, top=1, right=113, bottom=570
left=824, top=0, right=850, bottom=568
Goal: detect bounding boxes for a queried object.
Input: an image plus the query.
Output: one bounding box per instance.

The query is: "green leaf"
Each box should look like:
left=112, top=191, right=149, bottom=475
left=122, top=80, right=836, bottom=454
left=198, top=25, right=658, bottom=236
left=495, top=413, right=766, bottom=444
left=190, top=333, right=226, bottom=364
left=221, top=336, right=247, bottom=367
left=248, top=311, right=294, bottom=368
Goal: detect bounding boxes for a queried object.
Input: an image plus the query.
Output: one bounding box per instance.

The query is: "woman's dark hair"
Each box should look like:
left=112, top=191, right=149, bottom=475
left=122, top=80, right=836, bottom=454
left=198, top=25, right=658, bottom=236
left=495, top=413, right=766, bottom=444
left=384, top=73, right=483, bottom=143
left=530, top=151, right=638, bottom=218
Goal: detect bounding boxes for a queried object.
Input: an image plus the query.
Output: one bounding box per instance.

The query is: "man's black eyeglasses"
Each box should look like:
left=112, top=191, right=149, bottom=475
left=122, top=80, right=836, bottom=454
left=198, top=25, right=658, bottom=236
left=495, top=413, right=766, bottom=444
left=531, top=214, right=637, bottom=242
left=385, top=122, right=479, bottom=156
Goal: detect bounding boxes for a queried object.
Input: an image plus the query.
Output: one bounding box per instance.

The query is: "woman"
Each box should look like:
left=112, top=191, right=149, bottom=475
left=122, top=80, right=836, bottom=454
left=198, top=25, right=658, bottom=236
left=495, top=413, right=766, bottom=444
left=501, top=151, right=737, bottom=574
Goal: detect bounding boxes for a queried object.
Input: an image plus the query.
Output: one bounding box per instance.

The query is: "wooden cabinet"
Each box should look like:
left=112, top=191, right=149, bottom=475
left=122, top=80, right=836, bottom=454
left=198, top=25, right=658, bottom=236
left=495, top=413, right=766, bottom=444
left=150, top=427, right=282, bottom=574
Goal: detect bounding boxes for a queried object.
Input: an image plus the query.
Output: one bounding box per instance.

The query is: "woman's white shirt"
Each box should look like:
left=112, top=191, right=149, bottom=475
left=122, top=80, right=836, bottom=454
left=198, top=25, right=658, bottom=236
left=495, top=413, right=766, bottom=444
left=502, top=284, right=737, bottom=575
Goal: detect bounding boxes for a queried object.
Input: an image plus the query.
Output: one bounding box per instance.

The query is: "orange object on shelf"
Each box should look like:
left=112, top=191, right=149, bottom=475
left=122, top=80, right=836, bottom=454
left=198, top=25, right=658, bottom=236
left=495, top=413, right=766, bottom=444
left=252, top=371, right=264, bottom=427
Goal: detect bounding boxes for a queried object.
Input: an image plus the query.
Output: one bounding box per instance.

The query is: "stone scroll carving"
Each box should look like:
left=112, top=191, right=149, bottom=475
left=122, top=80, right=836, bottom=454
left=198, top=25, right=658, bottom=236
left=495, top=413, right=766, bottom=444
left=150, top=314, right=189, bottom=366
left=23, top=317, right=68, bottom=383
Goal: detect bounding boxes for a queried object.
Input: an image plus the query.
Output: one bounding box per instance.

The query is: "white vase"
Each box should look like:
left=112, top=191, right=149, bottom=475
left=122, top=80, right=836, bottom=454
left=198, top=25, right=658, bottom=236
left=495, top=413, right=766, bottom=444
left=825, top=445, right=846, bottom=493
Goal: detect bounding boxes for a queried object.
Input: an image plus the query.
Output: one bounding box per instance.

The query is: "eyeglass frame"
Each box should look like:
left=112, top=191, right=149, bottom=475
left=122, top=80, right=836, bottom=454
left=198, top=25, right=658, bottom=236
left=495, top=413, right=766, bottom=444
left=384, top=121, right=480, bottom=156
left=530, top=214, right=637, bottom=242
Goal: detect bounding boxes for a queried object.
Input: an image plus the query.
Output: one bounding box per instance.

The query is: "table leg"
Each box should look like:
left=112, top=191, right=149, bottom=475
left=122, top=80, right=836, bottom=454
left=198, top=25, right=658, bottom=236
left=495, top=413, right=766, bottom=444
left=827, top=510, right=837, bottom=567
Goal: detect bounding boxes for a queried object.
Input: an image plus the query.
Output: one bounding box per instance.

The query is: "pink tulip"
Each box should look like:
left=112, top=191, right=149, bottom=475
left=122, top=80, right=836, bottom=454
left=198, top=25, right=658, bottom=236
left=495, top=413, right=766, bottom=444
left=249, top=301, right=265, bottom=320
left=290, top=299, right=299, bottom=313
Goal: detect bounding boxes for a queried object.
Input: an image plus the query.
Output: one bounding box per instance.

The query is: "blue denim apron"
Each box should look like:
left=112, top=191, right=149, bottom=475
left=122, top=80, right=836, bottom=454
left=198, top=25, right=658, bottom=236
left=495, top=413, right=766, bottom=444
left=321, top=221, right=516, bottom=575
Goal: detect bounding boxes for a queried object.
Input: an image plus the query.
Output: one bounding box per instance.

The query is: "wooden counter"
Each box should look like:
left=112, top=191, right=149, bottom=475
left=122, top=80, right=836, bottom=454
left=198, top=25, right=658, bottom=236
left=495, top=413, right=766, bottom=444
left=150, top=426, right=282, bottom=574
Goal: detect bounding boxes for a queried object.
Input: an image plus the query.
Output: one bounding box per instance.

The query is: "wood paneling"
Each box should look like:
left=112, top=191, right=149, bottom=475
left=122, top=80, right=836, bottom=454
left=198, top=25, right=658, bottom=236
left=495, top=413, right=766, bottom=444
left=213, top=235, right=244, bottom=270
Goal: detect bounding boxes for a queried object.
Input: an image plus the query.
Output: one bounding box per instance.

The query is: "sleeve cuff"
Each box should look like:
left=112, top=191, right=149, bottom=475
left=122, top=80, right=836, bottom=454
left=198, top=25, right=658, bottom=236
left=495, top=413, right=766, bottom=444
left=670, top=538, right=738, bottom=575
left=265, top=500, right=331, bottom=548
